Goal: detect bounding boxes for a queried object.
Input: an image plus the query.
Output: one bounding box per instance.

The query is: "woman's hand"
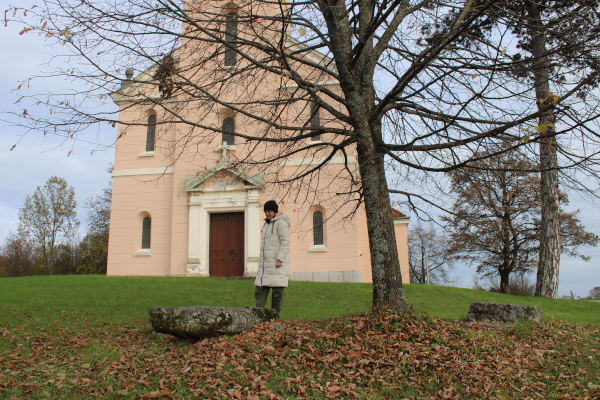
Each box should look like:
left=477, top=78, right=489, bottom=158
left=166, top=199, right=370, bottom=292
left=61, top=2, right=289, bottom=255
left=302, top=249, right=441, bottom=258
left=276, top=260, right=282, bottom=268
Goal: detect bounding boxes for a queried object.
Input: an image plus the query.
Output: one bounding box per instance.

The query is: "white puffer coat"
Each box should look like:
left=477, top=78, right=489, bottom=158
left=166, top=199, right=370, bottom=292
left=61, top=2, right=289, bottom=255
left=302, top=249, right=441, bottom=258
left=254, top=214, right=291, bottom=288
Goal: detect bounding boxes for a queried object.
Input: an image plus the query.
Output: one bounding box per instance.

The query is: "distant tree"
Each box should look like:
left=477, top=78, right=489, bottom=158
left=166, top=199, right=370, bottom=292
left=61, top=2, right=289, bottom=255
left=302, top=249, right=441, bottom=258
left=407, top=223, right=456, bottom=285
left=79, top=184, right=111, bottom=274
left=0, top=232, right=39, bottom=277
left=484, top=271, right=536, bottom=296
left=589, top=287, right=600, bottom=300
left=18, top=176, right=80, bottom=276
left=53, top=242, right=83, bottom=275
left=444, top=148, right=599, bottom=294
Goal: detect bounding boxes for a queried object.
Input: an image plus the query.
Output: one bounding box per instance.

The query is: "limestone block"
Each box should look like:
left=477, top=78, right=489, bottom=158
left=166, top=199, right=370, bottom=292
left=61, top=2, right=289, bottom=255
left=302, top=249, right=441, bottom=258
left=292, top=272, right=313, bottom=282
left=312, top=271, right=329, bottom=282
left=329, top=271, right=343, bottom=282
left=466, top=302, right=543, bottom=323
left=149, top=306, right=276, bottom=338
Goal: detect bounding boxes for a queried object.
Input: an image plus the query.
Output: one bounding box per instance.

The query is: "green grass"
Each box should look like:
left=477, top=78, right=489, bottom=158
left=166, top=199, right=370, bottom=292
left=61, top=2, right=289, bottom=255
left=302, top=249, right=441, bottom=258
left=0, top=275, right=598, bottom=326
left=402, top=283, right=600, bottom=325
left=0, top=276, right=599, bottom=399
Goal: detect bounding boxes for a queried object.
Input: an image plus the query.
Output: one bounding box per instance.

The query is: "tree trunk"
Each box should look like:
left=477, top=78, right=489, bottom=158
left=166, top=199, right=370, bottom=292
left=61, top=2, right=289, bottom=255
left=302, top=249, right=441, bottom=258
left=529, top=3, right=561, bottom=299
left=499, top=267, right=509, bottom=294
left=356, top=137, right=410, bottom=312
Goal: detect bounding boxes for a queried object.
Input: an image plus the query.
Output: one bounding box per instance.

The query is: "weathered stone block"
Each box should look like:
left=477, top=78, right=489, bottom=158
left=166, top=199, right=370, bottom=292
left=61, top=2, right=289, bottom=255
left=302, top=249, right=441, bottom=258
left=313, top=272, right=329, bottom=282
left=466, top=302, right=543, bottom=323
left=148, top=306, right=276, bottom=338
left=329, top=271, right=343, bottom=282
left=291, top=272, right=313, bottom=282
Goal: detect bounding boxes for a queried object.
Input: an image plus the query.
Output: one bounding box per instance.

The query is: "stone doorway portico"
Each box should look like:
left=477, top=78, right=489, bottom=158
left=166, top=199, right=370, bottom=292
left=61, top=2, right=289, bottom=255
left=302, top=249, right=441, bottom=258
left=184, top=147, right=263, bottom=278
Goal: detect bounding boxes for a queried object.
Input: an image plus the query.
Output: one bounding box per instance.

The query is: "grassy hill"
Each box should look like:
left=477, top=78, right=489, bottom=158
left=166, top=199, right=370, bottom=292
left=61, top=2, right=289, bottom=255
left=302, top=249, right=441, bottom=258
left=0, top=276, right=598, bottom=399
left=0, top=275, right=597, bottom=325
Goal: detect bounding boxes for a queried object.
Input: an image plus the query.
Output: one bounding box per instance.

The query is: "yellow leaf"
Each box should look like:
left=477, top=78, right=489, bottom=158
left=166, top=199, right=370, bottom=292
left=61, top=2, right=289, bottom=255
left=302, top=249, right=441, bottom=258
left=46, top=32, right=54, bottom=38
left=298, top=27, right=306, bottom=36
left=19, top=27, right=32, bottom=35
left=522, top=135, right=530, bottom=144
left=41, top=21, right=47, bottom=30
left=535, top=124, right=547, bottom=133
left=97, top=51, right=104, bottom=55
left=471, top=73, right=479, bottom=79
left=116, top=69, right=120, bottom=74
left=500, top=49, right=507, bottom=55
left=10, top=144, right=17, bottom=151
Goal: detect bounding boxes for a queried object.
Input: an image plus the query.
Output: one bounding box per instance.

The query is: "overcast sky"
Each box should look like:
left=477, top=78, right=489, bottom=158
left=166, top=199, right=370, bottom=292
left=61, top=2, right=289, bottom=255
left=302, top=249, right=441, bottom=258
left=1, top=0, right=598, bottom=297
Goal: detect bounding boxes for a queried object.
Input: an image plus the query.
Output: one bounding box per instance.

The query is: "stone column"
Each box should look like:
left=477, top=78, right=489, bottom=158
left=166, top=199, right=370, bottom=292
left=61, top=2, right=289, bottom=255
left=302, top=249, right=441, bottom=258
left=245, top=189, right=261, bottom=277
left=187, top=195, right=209, bottom=276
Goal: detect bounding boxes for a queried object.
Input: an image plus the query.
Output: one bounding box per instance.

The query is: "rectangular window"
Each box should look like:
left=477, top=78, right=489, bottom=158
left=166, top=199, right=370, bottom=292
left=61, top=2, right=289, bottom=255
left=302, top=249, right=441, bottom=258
left=146, top=114, right=156, bottom=151
left=225, top=13, right=237, bottom=66
left=313, top=211, right=324, bottom=245
left=310, top=102, right=321, bottom=141
left=142, top=217, right=151, bottom=249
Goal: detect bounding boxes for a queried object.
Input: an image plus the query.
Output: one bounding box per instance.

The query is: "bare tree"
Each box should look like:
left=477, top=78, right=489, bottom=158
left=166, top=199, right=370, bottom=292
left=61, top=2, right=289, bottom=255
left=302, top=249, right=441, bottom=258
left=6, top=0, right=600, bottom=308
left=79, top=183, right=111, bottom=274
left=407, top=223, right=456, bottom=285
left=0, top=232, right=38, bottom=277
left=18, top=176, right=79, bottom=275
left=443, top=148, right=598, bottom=294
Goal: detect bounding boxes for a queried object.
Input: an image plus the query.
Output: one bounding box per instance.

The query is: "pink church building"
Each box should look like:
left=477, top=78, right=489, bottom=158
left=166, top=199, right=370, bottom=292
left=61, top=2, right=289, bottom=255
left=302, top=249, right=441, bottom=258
left=106, top=0, right=410, bottom=283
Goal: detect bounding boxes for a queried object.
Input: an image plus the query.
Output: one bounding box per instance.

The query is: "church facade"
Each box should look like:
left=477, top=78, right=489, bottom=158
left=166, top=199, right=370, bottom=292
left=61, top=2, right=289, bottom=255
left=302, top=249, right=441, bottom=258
left=106, top=1, right=410, bottom=283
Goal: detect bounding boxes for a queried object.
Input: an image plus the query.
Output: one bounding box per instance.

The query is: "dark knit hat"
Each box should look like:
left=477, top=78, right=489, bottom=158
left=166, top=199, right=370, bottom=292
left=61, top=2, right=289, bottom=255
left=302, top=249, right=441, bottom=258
left=263, top=200, right=279, bottom=213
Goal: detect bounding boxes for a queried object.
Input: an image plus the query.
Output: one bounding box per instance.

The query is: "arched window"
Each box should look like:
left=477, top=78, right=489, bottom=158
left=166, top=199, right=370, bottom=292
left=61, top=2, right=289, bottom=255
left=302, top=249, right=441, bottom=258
left=146, top=114, right=156, bottom=152
left=310, top=102, right=321, bottom=141
left=225, top=12, right=238, bottom=66
left=222, top=116, right=235, bottom=145
left=141, top=217, right=151, bottom=249
left=313, top=210, right=324, bottom=245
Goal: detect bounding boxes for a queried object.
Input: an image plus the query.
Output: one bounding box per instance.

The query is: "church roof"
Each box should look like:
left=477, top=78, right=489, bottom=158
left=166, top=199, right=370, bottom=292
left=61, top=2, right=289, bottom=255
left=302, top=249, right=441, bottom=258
left=392, top=208, right=409, bottom=220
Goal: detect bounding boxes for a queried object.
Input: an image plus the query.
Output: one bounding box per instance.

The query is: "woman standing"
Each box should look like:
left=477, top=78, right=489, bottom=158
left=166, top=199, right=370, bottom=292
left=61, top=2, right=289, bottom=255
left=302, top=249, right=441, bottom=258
left=255, top=200, right=291, bottom=316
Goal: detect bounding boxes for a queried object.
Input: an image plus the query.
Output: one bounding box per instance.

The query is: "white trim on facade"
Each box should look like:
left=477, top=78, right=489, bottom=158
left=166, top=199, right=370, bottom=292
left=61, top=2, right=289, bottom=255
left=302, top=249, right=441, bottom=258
left=112, top=167, right=175, bottom=177
left=308, top=244, right=328, bottom=252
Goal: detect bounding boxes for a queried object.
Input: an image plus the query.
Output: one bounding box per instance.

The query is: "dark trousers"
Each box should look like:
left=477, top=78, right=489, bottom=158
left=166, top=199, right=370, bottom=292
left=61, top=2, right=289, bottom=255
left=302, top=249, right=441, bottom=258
left=255, top=286, right=284, bottom=312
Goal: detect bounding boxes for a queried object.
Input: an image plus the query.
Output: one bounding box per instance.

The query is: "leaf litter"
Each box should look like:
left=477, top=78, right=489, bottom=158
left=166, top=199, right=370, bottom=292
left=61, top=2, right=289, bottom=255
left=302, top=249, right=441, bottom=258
left=0, top=309, right=599, bottom=399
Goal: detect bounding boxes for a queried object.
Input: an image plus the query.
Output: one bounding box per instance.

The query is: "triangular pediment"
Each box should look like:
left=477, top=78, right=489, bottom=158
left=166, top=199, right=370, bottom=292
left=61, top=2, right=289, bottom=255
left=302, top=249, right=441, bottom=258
left=185, top=157, right=262, bottom=192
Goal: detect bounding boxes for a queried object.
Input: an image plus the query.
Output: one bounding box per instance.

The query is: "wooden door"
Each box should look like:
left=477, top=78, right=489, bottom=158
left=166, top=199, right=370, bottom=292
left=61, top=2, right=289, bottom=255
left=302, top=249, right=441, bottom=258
left=209, top=212, right=245, bottom=277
